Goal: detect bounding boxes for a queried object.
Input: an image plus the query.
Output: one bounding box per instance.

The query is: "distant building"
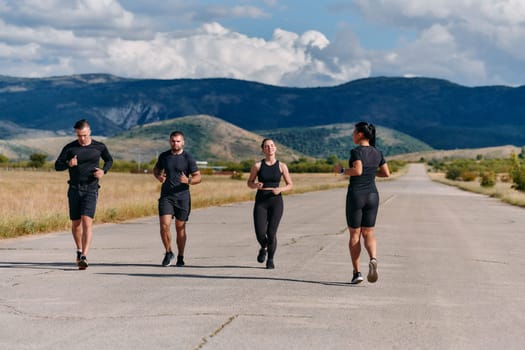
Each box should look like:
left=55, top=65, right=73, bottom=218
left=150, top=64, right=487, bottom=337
left=196, top=161, right=226, bottom=171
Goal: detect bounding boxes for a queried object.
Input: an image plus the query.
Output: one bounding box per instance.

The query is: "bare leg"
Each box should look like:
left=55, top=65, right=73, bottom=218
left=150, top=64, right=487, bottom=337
left=349, top=227, right=362, bottom=272
left=175, top=219, right=187, bottom=256
left=362, top=227, right=378, bottom=282
left=361, top=227, right=376, bottom=260
left=80, top=215, right=93, bottom=256
left=71, top=219, right=82, bottom=250
left=159, top=215, right=173, bottom=252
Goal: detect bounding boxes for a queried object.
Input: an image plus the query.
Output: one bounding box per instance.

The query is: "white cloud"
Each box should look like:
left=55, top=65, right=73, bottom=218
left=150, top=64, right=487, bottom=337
left=0, top=0, right=524, bottom=87
left=3, top=0, right=134, bottom=31
left=0, top=19, right=95, bottom=48
left=262, top=0, right=278, bottom=6
left=0, top=42, right=40, bottom=60
left=85, top=23, right=365, bottom=87
left=352, top=0, right=525, bottom=85
left=371, top=24, right=488, bottom=85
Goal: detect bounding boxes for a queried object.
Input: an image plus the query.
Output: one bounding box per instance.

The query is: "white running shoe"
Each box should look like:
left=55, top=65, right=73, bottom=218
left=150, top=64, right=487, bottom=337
left=368, top=258, right=378, bottom=283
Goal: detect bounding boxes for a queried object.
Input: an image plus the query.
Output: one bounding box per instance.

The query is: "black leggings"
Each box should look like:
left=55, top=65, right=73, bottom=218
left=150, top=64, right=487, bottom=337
left=253, top=194, right=283, bottom=259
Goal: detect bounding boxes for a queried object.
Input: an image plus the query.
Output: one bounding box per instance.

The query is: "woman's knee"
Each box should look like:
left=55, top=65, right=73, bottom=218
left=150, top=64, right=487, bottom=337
left=348, top=228, right=361, bottom=244
left=361, top=227, right=375, bottom=238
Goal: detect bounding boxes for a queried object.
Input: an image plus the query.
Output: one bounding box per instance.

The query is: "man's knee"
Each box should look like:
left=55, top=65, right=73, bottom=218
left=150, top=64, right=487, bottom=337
left=160, top=222, right=171, bottom=234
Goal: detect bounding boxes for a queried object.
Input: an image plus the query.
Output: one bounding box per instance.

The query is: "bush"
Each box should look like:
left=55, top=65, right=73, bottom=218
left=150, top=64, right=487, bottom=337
left=428, top=159, right=446, bottom=172
left=461, top=171, right=477, bottom=182
left=200, top=168, right=213, bottom=175
left=28, top=153, right=48, bottom=168
left=231, top=171, right=243, bottom=180
left=511, top=165, right=525, bottom=191
left=388, top=160, right=406, bottom=173
left=499, top=174, right=511, bottom=183
left=480, top=171, right=496, bottom=187
left=446, top=167, right=461, bottom=180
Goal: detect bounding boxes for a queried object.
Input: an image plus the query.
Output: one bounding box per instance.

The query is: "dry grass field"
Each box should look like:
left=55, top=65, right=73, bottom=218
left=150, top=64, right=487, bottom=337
left=389, top=145, right=521, bottom=162
left=0, top=169, right=348, bottom=239
left=427, top=171, right=525, bottom=207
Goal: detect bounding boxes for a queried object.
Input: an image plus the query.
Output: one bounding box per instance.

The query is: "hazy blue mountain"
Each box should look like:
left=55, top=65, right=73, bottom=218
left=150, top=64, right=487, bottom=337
left=1, top=74, right=524, bottom=149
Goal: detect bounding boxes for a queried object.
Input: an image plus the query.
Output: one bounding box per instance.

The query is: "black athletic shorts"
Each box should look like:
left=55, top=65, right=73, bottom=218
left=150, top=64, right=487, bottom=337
left=68, top=186, right=98, bottom=220
left=158, top=194, right=191, bottom=221
left=345, top=191, right=379, bottom=228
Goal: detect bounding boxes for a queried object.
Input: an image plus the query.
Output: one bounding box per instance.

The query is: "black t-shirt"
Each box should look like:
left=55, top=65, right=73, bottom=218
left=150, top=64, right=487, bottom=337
left=55, top=139, right=113, bottom=187
left=155, top=150, right=199, bottom=197
left=348, top=146, right=385, bottom=193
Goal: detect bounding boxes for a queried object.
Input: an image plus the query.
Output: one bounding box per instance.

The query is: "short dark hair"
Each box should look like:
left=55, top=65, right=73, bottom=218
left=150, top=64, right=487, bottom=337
left=170, top=130, right=185, bottom=138
left=74, top=119, right=90, bottom=130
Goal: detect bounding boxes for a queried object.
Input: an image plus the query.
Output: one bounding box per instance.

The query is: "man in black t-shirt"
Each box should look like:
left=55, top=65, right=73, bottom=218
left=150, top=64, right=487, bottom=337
left=55, top=119, right=113, bottom=270
left=153, top=131, right=201, bottom=267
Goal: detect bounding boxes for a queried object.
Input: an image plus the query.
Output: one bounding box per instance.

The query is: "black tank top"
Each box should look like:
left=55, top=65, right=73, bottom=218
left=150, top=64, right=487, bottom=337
left=257, top=160, right=281, bottom=188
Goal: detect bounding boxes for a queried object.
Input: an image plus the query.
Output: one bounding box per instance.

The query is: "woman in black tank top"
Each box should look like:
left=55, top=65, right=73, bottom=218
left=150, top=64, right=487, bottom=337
left=247, top=138, right=293, bottom=269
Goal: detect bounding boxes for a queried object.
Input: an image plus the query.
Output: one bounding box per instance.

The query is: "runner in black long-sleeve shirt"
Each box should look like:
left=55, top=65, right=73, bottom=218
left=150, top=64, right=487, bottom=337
left=55, top=119, right=113, bottom=270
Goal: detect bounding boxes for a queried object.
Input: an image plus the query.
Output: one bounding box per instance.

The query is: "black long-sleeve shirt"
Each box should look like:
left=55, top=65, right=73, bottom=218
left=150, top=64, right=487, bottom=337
left=55, top=139, right=113, bottom=187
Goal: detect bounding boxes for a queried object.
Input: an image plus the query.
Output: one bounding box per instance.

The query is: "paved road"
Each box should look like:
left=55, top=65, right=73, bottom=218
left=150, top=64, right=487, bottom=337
left=1, top=164, right=525, bottom=349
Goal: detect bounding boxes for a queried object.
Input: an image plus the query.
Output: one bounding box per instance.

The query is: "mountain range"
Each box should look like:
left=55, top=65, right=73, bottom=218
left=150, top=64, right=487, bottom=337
left=1, top=74, right=524, bottom=151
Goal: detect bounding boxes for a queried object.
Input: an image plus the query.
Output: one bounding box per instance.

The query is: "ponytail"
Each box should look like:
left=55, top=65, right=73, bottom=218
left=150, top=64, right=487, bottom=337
left=355, top=121, right=376, bottom=147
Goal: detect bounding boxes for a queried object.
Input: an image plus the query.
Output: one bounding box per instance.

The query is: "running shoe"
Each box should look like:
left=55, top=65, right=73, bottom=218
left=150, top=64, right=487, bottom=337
left=76, top=251, right=82, bottom=266
left=162, top=251, right=174, bottom=267
left=368, top=258, right=378, bottom=283
left=78, top=256, right=88, bottom=270
left=266, top=259, right=275, bottom=269
left=257, top=247, right=267, bottom=263
left=176, top=255, right=185, bottom=267
left=350, top=271, right=363, bottom=284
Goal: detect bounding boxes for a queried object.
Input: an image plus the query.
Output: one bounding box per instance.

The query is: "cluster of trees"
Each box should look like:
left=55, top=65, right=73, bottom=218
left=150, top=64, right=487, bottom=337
left=209, top=156, right=405, bottom=174
left=0, top=152, right=48, bottom=168
left=0, top=152, right=405, bottom=175
left=427, top=148, right=525, bottom=191
left=0, top=152, right=157, bottom=172
left=262, top=127, right=431, bottom=159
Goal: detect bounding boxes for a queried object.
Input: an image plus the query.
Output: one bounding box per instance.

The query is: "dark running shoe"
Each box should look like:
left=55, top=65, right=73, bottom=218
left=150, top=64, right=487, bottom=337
left=350, top=271, right=363, bottom=284
left=257, top=247, right=267, bottom=263
left=368, top=258, right=378, bottom=283
left=266, top=259, right=275, bottom=269
left=78, top=256, right=88, bottom=270
left=176, top=255, right=185, bottom=267
left=162, top=251, right=174, bottom=267
left=76, top=251, right=82, bottom=266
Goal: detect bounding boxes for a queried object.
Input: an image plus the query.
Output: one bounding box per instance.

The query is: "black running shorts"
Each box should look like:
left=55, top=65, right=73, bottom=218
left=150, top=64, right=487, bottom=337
left=68, top=186, right=98, bottom=220
left=158, top=194, right=191, bottom=221
left=345, top=191, right=379, bottom=228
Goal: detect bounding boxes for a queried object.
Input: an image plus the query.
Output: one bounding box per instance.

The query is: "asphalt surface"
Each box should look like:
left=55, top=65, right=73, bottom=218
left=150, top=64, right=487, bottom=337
left=1, top=163, right=525, bottom=349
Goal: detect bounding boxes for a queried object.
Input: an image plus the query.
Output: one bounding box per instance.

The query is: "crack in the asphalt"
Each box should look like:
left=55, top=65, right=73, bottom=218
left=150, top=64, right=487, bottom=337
left=195, top=314, right=238, bottom=350
left=283, top=230, right=345, bottom=247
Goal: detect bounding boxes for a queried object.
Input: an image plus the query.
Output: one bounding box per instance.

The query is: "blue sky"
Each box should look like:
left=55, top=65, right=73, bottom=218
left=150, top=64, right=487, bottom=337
left=1, top=0, right=524, bottom=87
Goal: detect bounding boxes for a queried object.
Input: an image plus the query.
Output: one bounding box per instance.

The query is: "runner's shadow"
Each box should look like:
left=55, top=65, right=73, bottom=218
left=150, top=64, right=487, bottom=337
left=1, top=262, right=356, bottom=286
left=0, top=261, right=160, bottom=270
left=99, top=271, right=351, bottom=287
left=0, top=261, right=79, bottom=271
left=181, top=264, right=257, bottom=269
